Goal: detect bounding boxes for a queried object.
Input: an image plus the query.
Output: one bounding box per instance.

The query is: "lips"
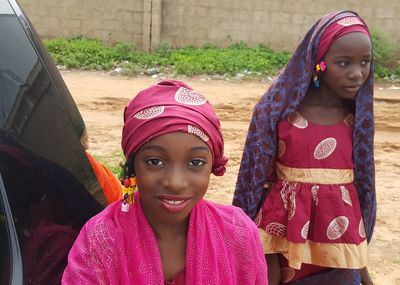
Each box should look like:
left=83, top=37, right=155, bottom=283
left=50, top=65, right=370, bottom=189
left=158, top=195, right=192, bottom=213
left=343, top=85, right=361, bottom=93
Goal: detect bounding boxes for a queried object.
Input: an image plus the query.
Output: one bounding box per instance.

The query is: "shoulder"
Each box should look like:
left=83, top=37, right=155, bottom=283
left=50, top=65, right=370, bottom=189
left=201, top=200, right=258, bottom=232
left=82, top=201, right=125, bottom=240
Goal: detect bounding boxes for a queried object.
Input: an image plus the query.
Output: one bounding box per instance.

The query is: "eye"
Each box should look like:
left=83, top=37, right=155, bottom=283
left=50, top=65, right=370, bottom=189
left=146, top=158, right=164, bottom=166
left=337, top=61, right=349, bottom=67
left=188, top=159, right=205, bottom=167
left=361, top=60, right=370, bottom=66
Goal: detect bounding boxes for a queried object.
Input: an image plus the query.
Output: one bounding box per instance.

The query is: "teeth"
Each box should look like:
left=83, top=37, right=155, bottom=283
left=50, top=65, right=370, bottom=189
left=163, top=199, right=185, bottom=205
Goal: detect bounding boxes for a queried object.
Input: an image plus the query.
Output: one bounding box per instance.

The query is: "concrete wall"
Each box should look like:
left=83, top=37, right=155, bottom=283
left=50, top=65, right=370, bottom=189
left=18, top=0, right=145, bottom=48
left=18, top=0, right=400, bottom=51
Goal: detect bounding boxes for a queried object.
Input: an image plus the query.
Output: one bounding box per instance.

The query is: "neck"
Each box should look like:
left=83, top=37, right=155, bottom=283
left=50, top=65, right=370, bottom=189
left=304, top=86, right=347, bottom=109
left=152, top=218, right=189, bottom=240
left=140, top=200, right=189, bottom=240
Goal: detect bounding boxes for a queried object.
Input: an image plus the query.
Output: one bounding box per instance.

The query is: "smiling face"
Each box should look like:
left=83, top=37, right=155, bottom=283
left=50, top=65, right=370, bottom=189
left=134, top=132, right=213, bottom=227
left=320, top=32, right=372, bottom=99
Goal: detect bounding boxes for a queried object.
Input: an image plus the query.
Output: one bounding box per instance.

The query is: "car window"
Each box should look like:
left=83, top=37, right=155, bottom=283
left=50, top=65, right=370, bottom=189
left=0, top=173, right=23, bottom=285
left=0, top=0, right=107, bottom=206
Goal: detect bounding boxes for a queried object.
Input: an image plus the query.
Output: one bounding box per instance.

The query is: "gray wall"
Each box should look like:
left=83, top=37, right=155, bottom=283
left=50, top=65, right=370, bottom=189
left=18, top=0, right=400, bottom=51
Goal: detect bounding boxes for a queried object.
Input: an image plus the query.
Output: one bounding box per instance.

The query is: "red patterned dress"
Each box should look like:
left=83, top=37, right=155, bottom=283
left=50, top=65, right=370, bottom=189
left=257, top=112, right=368, bottom=283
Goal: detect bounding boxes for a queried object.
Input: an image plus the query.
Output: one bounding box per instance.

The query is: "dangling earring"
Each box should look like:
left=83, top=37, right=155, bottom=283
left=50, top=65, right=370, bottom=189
left=121, top=176, right=137, bottom=212
left=313, top=60, right=326, bottom=88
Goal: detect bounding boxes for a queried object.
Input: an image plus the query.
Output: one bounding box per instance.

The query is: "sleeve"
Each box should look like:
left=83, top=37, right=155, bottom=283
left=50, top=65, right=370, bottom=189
left=62, top=224, right=109, bottom=285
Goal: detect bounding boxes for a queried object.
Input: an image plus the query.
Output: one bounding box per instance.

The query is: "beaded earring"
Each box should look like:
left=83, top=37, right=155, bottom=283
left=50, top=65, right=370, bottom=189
left=121, top=176, right=137, bottom=212
left=313, top=60, right=326, bottom=88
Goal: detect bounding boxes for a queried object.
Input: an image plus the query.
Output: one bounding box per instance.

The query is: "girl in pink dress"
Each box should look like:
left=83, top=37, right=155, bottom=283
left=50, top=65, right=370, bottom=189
left=234, top=11, right=376, bottom=285
left=62, top=80, right=268, bottom=284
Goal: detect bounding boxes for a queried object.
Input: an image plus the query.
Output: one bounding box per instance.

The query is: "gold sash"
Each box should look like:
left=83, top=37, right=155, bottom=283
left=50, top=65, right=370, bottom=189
left=276, top=162, right=354, bottom=184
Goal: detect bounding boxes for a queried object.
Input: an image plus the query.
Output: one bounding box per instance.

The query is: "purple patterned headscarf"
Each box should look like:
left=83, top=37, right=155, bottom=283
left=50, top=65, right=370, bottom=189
left=122, top=80, right=228, bottom=176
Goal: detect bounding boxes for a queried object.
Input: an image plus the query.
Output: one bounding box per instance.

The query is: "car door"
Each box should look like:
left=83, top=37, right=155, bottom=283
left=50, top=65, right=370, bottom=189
left=0, top=0, right=108, bottom=283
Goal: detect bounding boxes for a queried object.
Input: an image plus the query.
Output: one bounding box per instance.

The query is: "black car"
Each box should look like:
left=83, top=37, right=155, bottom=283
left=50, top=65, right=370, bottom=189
left=0, top=0, right=109, bottom=284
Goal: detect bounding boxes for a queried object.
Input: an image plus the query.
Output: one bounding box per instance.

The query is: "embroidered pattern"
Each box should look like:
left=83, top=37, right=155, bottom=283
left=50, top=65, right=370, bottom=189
left=338, top=17, right=364, bottom=27
left=287, top=191, right=296, bottom=221
left=280, top=182, right=297, bottom=210
left=311, top=185, right=319, bottom=205
left=265, top=222, right=287, bottom=238
left=327, top=216, right=349, bottom=240
left=288, top=112, right=308, bottom=129
left=301, top=220, right=310, bottom=240
left=188, top=125, right=209, bottom=142
left=175, top=87, right=207, bottom=105
left=340, top=186, right=353, bottom=206
left=134, top=106, right=165, bottom=119
left=314, top=137, right=337, bottom=159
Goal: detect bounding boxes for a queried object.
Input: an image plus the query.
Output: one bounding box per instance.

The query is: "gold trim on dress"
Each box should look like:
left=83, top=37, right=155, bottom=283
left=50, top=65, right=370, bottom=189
left=276, top=162, right=354, bottom=184
left=259, top=229, right=368, bottom=270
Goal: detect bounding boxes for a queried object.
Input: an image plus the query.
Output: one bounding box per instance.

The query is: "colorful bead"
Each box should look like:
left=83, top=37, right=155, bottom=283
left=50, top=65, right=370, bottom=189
left=320, top=61, right=327, bottom=71
left=123, top=178, right=130, bottom=187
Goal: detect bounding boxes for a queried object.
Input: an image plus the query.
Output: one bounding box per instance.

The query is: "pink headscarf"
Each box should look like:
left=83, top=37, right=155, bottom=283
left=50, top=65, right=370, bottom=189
left=316, top=16, right=371, bottom=62
left=122, top=80, right=228, bottom=176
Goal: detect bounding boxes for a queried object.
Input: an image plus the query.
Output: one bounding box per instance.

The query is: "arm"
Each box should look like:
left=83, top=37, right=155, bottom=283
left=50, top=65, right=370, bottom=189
left=266, top=254, right=280, bottom=285
left=360, top=266, right=373, bottom=285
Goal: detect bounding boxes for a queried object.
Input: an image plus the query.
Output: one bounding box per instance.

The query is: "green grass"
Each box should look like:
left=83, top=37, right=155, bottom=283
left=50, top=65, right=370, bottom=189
left=43, top=37, right=291, bottom=77
left=43, top=34, right=399, bottom=80
left=92, top=151, right=124, bottom=178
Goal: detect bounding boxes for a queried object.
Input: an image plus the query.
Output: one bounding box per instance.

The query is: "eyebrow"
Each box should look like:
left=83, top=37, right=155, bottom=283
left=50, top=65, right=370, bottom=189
left=333, top=54, right=372, bottom=59
left=191, top=146, right=210, bottom=153
left=139, top=145, right=165, bottom=152
left=139, top=145, right=210, bottom=153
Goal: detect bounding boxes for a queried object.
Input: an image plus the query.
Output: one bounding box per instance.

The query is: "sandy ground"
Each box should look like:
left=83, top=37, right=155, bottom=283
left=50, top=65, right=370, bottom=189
left=61, top=70, right=400, bottom=285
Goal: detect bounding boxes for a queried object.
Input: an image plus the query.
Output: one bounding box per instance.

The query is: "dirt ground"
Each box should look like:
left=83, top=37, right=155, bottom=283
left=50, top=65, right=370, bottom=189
left=61, top=70, right=400, bottom=285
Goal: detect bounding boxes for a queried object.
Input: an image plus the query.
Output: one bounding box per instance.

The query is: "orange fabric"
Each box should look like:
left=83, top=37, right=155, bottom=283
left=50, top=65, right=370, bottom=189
left=86, top=152, right=122, bottom=204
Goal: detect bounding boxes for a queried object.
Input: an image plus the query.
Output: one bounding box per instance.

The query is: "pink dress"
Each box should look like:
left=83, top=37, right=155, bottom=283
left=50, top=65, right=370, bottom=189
left=257, top=112, right=368, bottom=283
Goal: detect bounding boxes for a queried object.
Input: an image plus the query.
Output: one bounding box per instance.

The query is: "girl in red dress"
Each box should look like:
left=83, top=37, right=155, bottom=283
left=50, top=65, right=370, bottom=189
left=234, top=11, right=376, bottom=285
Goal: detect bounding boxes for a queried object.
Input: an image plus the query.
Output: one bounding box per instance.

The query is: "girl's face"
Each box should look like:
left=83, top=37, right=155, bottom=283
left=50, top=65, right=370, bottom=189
left=134, top=132, right=212, bottom=227
left=321, top=32, right=372, bottom=99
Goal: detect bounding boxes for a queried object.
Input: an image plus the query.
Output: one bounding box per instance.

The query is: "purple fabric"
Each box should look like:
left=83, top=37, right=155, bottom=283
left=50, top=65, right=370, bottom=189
left=122, top=80, right=228, bottom=176
left=233, top=10, right=376, bottom=283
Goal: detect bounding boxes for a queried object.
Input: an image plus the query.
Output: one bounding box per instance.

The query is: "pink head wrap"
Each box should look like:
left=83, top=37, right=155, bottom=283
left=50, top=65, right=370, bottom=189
left=122, top=80, right=228, bottom=176
left=316, top=16, right=371, bottom=62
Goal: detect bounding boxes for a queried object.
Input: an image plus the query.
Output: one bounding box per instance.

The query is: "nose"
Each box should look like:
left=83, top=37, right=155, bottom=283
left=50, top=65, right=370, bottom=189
left=162, top=165, right=189, bottom=193
left=348, top=65, right=364, bottom=81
